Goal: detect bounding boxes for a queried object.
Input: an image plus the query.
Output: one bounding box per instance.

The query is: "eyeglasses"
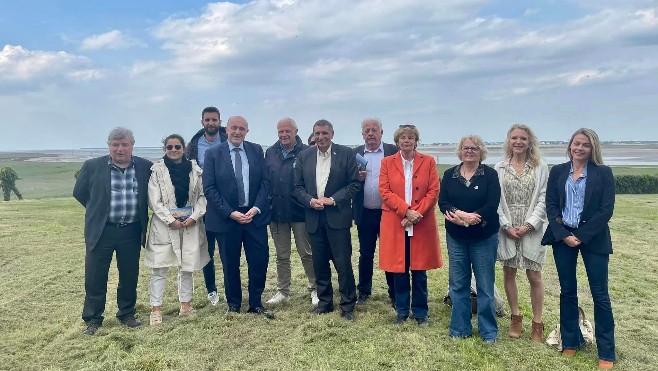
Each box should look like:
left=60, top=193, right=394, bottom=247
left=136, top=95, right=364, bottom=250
left=166, top=144, right=183, bottom=150
left=399, top=124, right=416, bottom=128
left=204, top=118, right=221, bottom=123
left=461, top=146, right=480, bottom=152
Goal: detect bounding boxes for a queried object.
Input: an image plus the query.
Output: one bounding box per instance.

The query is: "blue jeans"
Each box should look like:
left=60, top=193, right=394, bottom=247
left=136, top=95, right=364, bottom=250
left=447, top=233, right=498, bottom=341
left=394, top=233, right=428, bottom=319
left=553, top=242, right=616, bottom=361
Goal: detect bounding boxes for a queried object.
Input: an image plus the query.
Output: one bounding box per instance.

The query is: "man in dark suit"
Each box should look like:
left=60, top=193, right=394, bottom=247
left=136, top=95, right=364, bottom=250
left=203, top=116, right=273, bottom=318
left=293, top=119, right=361, bottom=321
left=73, top=127, right=152, bottom=335
left=352, top=118, right=398, bottom=306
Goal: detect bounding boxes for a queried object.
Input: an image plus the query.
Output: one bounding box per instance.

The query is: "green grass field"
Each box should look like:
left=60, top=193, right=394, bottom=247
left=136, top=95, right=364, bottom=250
left=1, top=195, right=657, bottom=370
left=1, top=158, right=656, bottom=201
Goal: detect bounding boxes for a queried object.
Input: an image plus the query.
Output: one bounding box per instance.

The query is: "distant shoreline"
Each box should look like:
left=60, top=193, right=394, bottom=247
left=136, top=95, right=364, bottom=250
left=2, top=142, right=658, bottom=166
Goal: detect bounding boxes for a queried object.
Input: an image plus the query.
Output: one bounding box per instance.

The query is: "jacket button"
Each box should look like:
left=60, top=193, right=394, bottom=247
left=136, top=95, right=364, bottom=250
left=415, top=187, right=419, bottom=190
left=415, top=200, right=419, bottom=203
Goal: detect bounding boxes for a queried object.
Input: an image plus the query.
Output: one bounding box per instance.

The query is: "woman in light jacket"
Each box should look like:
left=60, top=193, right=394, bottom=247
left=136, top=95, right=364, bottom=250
left=379, top=124, right=442, bottom=326
left=495, top=124, right=548, bottom=342
left=145, top=134, right=210, bottom=325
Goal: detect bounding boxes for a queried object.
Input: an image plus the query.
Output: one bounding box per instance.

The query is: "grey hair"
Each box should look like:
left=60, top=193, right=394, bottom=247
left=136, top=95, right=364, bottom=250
left=107, top=127, right=135, bottom=145
left=361, top=118, right=382, bottom=132
left=277, top=117, right=298, bottom=130
left=455, top=135, right=488, bottom=161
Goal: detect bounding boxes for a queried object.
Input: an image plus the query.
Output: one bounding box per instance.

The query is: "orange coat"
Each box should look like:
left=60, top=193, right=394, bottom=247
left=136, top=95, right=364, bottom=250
left=379, top=151, right=442, bottom=273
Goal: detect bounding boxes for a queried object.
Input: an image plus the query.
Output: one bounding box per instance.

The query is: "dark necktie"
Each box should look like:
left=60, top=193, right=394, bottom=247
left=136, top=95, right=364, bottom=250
left=233, top=147, right=246, bottom=206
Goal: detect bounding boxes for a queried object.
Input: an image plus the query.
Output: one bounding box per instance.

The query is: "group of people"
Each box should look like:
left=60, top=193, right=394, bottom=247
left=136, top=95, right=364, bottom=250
left=73, top=107, right=616, bottom=369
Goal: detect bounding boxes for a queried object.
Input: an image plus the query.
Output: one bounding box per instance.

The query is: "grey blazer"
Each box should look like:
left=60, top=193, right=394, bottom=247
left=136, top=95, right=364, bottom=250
left=73, top=155, right=152, bottom=250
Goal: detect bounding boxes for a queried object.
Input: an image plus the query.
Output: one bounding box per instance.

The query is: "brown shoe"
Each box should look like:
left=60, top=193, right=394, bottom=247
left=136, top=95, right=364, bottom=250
left=531, top=321, right=544, bottom=343
left=509, top=314, right=523, bottom=338
left=598, top=360, right=614, bottom=370
left=562, top=349, right=577, bottom=356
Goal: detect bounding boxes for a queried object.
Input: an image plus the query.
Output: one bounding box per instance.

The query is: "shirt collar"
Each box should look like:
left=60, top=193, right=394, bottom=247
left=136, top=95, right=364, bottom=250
left=228, top=141, right=245, bottom=152
left=317, top=144, right=332, bottom=157
left=108, top=156, right=135, bottom=170
left=364, top=142, right=383, bottom=153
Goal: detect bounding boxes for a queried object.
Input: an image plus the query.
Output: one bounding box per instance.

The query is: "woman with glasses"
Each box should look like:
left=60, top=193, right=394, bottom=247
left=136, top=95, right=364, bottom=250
left=541, top=128, right=615, bottom=370
left=144, top=134, right=210, bottom=325
left=439, top=135, right=501, bottom=343
left=495, top=124, right=548, bottom=342
left=379, top=124, right=442, bottom=326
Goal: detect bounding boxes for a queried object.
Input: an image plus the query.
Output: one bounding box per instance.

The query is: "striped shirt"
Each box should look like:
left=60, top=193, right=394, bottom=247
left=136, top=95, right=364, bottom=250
left=562, top=163, right=587, bottom=228
left=108, top=158, right=139, bottom=224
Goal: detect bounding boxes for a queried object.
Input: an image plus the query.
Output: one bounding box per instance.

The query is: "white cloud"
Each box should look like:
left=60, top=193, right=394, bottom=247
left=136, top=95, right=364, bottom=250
left=0, top=45, right=102, bottom=90
left=80, top=30, right=145, bottom=50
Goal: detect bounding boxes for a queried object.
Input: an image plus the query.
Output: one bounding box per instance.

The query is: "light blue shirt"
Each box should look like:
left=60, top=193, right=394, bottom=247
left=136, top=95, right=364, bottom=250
left=197, top=135, right=222, bottom=167
left=362, top=143, right=385, bottom=209
left=562, top=163, right=587, bottom=228
left=228, top=141, right=250, bottom=207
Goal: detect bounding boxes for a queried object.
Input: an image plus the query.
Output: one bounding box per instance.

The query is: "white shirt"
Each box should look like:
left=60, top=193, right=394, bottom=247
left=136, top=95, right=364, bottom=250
left=316, top=145, right=332, bottom=198
left=402, top=154, right=414, bottom=236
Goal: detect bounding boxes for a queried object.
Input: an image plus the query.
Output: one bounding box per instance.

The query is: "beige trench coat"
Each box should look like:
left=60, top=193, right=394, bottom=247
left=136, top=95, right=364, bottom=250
left=144, top=159, right=210, bottom=271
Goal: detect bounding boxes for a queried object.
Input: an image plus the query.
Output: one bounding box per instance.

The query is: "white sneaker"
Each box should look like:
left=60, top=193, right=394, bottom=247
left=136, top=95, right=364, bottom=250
left=208, top=291, right=220, bottom=306
left=311, top=290, right=320, bottom=306
left=266, top=292, right=289, bottom=304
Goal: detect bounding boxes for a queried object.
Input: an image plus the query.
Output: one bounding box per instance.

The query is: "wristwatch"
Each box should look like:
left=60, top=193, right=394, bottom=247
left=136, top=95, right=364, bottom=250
left=463, top=221, right=469, bottom=227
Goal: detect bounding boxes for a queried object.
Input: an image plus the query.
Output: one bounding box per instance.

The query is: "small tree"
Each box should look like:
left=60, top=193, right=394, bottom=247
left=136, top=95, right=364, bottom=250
left=0, top=167, right=23, bottom=201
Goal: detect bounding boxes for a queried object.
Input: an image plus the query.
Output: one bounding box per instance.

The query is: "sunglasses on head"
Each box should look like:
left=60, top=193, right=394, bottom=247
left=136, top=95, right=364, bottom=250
left=399, top=124, right=416, bottom=128
left=166, top=144, right=183, bottom=150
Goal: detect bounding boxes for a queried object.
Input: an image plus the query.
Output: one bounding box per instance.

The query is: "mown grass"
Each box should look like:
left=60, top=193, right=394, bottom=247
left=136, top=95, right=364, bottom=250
left=1, top=158, right=655, bottom=201
left=1, top=196, right=657, bottom=370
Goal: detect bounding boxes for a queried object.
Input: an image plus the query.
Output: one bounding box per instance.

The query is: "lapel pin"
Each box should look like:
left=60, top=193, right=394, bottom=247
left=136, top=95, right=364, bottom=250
left=474, top=185, right=479, bottom=190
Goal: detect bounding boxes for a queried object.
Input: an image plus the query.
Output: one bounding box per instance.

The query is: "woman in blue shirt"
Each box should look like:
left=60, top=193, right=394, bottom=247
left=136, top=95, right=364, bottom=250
left=541, top=128, right=615, bottom=370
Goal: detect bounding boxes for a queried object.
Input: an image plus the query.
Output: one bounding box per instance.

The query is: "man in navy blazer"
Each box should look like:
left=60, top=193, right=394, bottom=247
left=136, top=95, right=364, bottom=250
left=73, top=127, right=152, bottom=335
left=203, top=116, right=273, bottom=318
left=294, top=119, right=361, bottom=321
left=352, top=118, right=398, bottom=306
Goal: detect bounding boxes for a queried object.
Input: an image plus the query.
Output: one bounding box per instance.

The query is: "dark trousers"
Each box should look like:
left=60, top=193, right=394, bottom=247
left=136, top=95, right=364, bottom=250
left=307, top=212, right=356, bottom=312
left=202, top=229, right=219, bottom=293
left=82, top=223, right=141, bottom=324
left=553, top=241, right=616, bottom=361
left=215, top=220, right=269, bottom=309
left=356, top=208, right=395, bottom=300
left=393, top=233, right=428, bottom=319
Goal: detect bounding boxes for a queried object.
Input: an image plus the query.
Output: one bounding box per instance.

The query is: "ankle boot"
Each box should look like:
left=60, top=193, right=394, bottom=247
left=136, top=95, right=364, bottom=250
left=509, top=314, right=523, bottom=338
left=531, top=321, right=544, bottom=342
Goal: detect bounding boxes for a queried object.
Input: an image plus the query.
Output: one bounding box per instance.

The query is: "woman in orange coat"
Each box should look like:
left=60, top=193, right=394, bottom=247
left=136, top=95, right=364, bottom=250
left=379, top=124, right=442, bottom=325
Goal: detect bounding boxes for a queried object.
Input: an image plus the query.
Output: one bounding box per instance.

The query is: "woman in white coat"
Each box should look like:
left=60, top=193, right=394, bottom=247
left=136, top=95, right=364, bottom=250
left=145, top=134, right=210, bottom=325
left=495, top=124, right=548, bottom=342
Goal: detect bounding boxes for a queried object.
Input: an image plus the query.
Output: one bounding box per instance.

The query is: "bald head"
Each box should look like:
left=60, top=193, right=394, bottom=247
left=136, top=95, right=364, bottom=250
left=226, top=116, right=249, bottom=145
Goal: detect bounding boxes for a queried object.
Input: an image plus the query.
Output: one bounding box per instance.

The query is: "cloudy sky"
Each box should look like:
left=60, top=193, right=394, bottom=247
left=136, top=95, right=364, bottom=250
left=1, top=0, right=657, bottom=150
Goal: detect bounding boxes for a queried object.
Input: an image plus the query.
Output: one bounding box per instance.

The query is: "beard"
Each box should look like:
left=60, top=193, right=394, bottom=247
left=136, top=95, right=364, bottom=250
left=205, top=126, right=219, bottom=136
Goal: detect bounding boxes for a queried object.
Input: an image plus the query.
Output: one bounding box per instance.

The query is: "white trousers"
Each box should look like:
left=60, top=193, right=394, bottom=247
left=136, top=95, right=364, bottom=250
left=149, top=267, right=194, bottom=306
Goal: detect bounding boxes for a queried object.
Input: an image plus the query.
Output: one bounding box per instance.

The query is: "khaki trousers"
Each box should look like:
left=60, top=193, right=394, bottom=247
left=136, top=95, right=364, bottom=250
left=269, top=221, right=316, bottom=295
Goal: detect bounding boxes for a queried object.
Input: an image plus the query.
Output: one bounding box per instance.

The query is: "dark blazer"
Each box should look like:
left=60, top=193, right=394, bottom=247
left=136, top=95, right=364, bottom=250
left=293, top=143, right=361, bottom=233
left=352, top=142, right=398, bottom=225
left=203, top=140, right=271, bottom=233
left=541, top=161, right=615, bottom=254
left=73, top=155, right=152, bottom=250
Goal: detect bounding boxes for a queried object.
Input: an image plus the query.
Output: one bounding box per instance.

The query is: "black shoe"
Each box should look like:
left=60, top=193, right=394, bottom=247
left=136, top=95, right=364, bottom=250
left=247, top=306, right=274, bottom=319
left=226, top=306, right=241, bottom=314
left=83, top=323, right=101, bottom=335
left=119, top=317, right=142, bottom=328
left=414, top=317, right=429, bottom=327
left=341, top=310, right=355, bottom=321
left=311, top=305, right=335, bottom=315
left=394, top=315, right=408, bottom=325
left=356, top=293, right=370, bottom=305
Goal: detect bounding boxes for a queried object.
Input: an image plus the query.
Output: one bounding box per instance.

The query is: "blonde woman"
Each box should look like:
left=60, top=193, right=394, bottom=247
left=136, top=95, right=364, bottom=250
left=495, top=124, right=548, bottom=342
